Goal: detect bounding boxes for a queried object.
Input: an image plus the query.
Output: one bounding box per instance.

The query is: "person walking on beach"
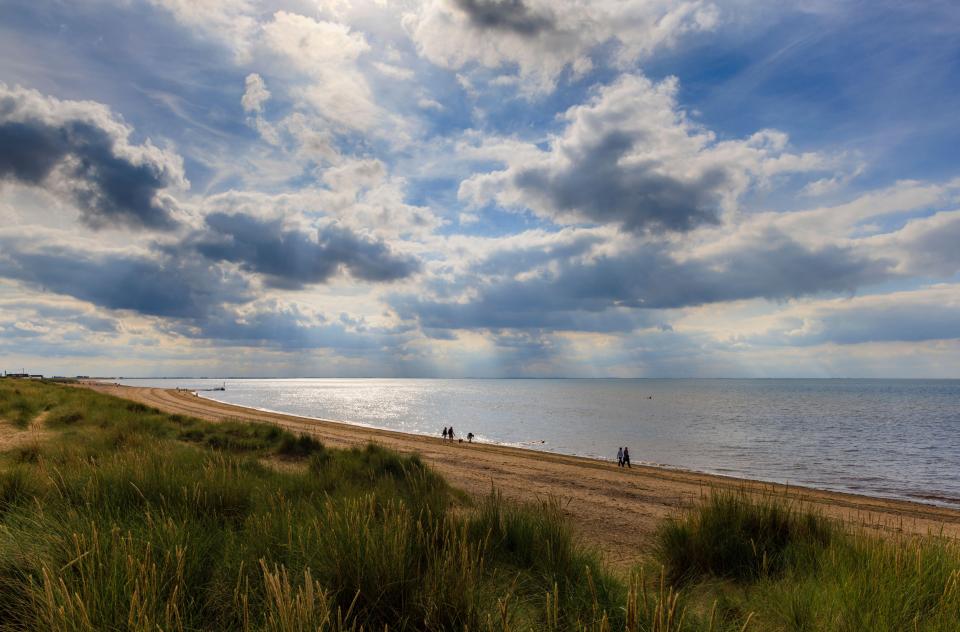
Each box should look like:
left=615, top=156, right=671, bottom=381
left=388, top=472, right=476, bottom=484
left=442, top=427, right=448, bottom=440
left=448, top=426, right=455, bottom=441
left=617, top=447, right=623, bottom=467
left=467, top=432, right=474, bottom=443
left=622, top=446, right=631, bottom=468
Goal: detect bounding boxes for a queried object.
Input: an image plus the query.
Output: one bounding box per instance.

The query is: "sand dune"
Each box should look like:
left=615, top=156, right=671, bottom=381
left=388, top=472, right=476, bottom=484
left=82, top=382, right=960, bottom=569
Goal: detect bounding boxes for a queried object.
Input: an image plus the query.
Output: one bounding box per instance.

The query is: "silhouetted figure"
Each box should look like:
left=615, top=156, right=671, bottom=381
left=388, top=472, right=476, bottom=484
left=617, top=447, right=623, bottom=467
left=467, top=432, right=474, bottom=443
left=622, top=447, right=631, bottom=468
left=442, top=427, right=448, bottom=439
left=448, top=426, right=455, bottom=440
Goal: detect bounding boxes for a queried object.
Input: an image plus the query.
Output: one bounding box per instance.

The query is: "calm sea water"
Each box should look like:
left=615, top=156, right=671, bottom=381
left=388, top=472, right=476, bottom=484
left=117, top=378, right=960, bottom=507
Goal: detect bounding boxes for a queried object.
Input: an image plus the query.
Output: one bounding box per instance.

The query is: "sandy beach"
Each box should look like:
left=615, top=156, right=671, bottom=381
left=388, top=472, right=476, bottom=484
left=83, top=382, right=960, bottom=569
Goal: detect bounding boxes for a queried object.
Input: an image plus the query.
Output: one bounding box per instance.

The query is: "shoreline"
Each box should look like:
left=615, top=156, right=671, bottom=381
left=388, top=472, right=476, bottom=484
left=202, top=393, right=960, bottom=510
left=82, top=381, right=960, bottom=569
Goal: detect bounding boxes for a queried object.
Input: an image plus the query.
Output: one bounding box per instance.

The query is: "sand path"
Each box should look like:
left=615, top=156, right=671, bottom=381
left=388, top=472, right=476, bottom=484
left=0, top=412, right=51, bottom=453
left=82, top=382, right=960, bottom=569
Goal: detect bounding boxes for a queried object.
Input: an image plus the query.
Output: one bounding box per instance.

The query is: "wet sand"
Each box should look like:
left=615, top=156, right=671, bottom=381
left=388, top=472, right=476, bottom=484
left=82, top=382, right=960, bottom=569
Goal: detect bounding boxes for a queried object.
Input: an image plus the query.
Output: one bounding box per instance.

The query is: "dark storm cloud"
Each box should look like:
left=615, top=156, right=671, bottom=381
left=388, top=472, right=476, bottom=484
left=452, top=0, right=555, bottom=36
left=0, top=240, right=250, bottom=319
left=514, top=131, right=726, bottom=233
left=394, top=230, right=894, bottom=332
left=0, top=87, right=183, bottom=230
left=189, top=212, right=420, bottom=289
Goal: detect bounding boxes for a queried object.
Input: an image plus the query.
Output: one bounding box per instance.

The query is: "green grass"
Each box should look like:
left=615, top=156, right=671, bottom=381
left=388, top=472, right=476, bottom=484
left=0, top=378, right=958, bottom=631
left=654, top=490, right=960, bottom=631
left=0, top=379, right=666, bottom=631
left=655, top=490, right=834, bottom=584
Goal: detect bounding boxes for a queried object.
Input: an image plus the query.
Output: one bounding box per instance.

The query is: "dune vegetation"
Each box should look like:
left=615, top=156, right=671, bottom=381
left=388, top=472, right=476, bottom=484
left=0, top=379, right=958, bottom=631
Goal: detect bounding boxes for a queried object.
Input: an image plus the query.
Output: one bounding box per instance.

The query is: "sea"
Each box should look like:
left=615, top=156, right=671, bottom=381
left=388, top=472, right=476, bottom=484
left=116, top=378, right=960, bottom=507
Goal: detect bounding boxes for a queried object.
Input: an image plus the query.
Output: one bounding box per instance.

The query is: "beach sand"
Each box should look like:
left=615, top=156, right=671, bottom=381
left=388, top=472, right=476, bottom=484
left=82, top=382, right=960, bottom=570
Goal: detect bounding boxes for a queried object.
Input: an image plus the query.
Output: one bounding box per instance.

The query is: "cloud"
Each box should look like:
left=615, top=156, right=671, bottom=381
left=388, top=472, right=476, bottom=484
left=372, top=61, right=415, bottom=80
left=460, top=75, right=829, bottom=232
left=871, top=209, right=960, bottom=277
left=749, top=287, right=960, bottom=346
left=196, top=164, right=441, bottom=240
left=393, top=228, right=892, bottom=333
left=188, top=211, right=421, bottom=289
left=0, top=236, right=250, bottom=319
left=0, top=300, right=122, bottom=363
left=0, top=83, right=186, bottom=230
left=262, top=11, right=381, bottom=132
left=180, top=301, right=396, bottom=352
left=451, top=0, right=555, bottom=36
left=0, top=230, right=413, bottom=354
left=241, top=73, right=270, bottom=114
left=241, top=73, right=280, bottom=145
left=406, top=0, right=719, bottom=92
left=146, top=0, right=259, bottom=62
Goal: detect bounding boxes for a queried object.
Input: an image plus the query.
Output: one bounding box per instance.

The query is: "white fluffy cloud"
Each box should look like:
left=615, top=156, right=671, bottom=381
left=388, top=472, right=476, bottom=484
left=459, top=74, right=829, bottom=232
left=241, top=73, right=270, bottom=114
left=262, top=11, right=381, bottom=132
left=405, top=0, right=719, bottom=92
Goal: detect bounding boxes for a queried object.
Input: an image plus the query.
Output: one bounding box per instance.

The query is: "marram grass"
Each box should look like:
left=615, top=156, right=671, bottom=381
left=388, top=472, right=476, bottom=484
left=653, top=490, right=960, bottom=631
left=0, top=378, right=958, bottom=630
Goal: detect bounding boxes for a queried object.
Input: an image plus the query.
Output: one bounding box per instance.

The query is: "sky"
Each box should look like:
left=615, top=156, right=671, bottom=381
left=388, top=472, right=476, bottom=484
left=1, top=0, right=959, bottom=378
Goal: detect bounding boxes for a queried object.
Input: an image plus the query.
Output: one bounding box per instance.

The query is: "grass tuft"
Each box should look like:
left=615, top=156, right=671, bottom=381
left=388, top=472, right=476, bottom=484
left=276, top=433, right=325, bottom=458
left=655, top=489, right=834, bottom=583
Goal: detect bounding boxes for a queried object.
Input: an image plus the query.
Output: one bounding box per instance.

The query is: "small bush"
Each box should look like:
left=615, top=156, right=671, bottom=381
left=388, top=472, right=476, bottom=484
left=276, top=433, right=325, bottom=458
left=125, top=401, right=152, bottom=413
left=47, top=410, right=84, bottom=426
left=655, top=489, right=834, bottom=583
left=179, top=420, right=284, bottom=453
left=13, top=444, right=42, bottom=464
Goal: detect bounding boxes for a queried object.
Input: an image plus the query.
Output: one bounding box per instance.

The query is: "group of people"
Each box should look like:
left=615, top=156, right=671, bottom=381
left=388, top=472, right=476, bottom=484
left=442, top=427, right=474, bottom=443
left=616, top=446, right=631, bottom=468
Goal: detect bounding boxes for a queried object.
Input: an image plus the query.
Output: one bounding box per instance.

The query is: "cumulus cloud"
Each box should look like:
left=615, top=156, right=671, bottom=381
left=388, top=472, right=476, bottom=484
left=241, top=73, right=280, bottom=145
left=460, top=75, right=828, bottom=232
left=869, top=210, right=960, bottom=277
left=0, top=236, right=250, bottom=319
left=186, top=211, right=421, bottom=289
left=0, top=229, right=416, bottom=354
left=197, top=163, right=440, bottom=240
left=451, top=0, right=556, bottom=36
left=406, top=0, right=719, bottom=91
left=748, top=287, right=960, bottom=346
left=393, top=228, right=892, bottom=333
left=0, top=300, right=120, bottom=352
left=262, top=11, right=381, bottom=132
left=241, top=73, right=270, bottom=114
left=0, top=84, right=186, bottom=230
left=180, top=301, right=400, bottom=353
